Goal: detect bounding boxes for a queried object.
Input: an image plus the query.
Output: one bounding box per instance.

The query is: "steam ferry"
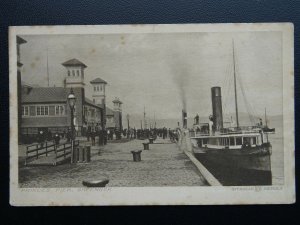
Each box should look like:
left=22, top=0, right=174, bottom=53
left=190, top=42, right=274, bottom=186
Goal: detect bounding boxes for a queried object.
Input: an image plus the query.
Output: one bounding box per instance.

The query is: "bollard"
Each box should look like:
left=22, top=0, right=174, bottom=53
left=143, top=143, right=149, bottom=150
left=82, top=178, right=109, bottom=187
left=73, top=147, right=79, bottom=163
left=149, top=138, right=154, bottom=144
left=78, top=146, right=84, bottom=163
left=131, top=150, right=142, bottom=162
left=85, top=146, right=91, bottom=162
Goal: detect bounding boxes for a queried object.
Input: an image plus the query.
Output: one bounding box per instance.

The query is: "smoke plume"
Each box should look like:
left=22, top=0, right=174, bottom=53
left=170, top=55, right=190, bottom=112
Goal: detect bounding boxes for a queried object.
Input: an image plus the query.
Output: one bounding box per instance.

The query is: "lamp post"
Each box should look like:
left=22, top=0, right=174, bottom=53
left=68, top=88, right=76, bottom=163
left=126, top=114, right=130, bottom=139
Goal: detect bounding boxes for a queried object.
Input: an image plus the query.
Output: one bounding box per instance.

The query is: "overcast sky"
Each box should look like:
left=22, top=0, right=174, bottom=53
left=20, top=31, right=282, bottom=122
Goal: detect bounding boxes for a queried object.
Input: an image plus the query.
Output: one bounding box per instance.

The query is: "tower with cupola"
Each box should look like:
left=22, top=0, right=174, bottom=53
left=90, top=78, right=107, bottom=106
left=113, top=97, right=123, bottom=131
left=62, top=58, right=87, bottom=88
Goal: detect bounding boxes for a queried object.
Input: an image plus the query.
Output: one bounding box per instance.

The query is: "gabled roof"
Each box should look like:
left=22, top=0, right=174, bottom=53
left=84, top=98, right=103, bottom=109
left=22, top=87, right=68, bottom=103
left=62, top=58, right=87, bottom=68
left=90, top=78, right=107, bottom=84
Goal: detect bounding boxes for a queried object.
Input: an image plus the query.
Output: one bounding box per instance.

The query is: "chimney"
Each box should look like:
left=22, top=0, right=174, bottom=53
left=182, top=109, right=187, bottom=129
left=211, top=87, right=223, bottom=131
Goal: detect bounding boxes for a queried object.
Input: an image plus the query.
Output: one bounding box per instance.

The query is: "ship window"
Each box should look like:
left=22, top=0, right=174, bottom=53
left=252, top=137, right=257, bottom=145
left=236, top=137, right=242, bottom=145
left=243, top=137, right=251, bottom=145
left=203, top=139, right=208, bottom=144
left=229, top=137, right=235, bottom=145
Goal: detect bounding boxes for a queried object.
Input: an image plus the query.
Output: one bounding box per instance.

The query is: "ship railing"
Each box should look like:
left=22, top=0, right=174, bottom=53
left=220, top=126, right=261, bottom=134
left=189, top=131, right=210, bottom=137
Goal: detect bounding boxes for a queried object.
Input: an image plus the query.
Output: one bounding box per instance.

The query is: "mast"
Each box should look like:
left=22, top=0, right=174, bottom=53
left=144, top=106, right=147, bottom=129
left=265, top=108, right=268, bottom=127
left=265, top=107, right=269, bottom=142
left=47, top=48, right=50, bottom=87
left=232, top=40, right=239, bottom=128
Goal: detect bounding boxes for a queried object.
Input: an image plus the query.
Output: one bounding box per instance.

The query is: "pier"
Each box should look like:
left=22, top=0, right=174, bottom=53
left=19, top=137, right=208, bottom=187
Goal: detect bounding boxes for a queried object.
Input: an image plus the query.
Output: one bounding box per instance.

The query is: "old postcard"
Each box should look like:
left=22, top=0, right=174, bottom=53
left=9, top=23, right=295, bottom=206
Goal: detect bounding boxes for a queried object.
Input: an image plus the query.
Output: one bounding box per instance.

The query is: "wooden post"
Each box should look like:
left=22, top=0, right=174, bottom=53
left=54, top=144, right=57, bottom=165
left=25, top=146, right=28, bottom=166
left=64, top=144, right=66, bottom=159
left=36, top=145, right=38, bottom=159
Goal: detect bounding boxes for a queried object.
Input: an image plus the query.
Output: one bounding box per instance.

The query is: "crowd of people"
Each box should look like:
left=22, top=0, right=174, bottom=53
left=33, top=126, right=181, bottom=148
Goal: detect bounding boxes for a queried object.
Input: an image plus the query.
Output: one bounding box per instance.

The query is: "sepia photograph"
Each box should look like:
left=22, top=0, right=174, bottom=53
left=9, top=23, right=295, bottom=205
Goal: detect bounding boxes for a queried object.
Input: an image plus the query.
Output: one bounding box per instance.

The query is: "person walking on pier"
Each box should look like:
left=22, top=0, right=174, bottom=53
left=54, top=133, right=60, bottom=146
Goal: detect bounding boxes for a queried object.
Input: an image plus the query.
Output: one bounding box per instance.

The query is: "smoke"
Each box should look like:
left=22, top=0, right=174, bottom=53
left=169, top=55, right=190, bottom=112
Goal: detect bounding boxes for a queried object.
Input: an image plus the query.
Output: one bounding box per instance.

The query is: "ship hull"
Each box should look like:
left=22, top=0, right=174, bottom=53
left=194, top=147, right=272, bottom=186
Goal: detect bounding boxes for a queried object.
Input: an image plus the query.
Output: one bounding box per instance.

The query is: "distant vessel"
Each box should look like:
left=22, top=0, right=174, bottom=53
left=190, top=42, right=273, bottom=186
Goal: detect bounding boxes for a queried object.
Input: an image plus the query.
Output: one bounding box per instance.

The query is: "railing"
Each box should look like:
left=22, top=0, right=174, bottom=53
left=25, top=141, right=56, bottom=165
left=24, top=140, right=80, bottom=166
left=54, top=140, right=79, bottom=165
left=220, top=126, right=261, bottom=134
left=190, top=126, right=261, bottom=137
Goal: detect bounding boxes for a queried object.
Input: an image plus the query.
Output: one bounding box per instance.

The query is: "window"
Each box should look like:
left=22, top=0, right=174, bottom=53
left=72, top=70, right=75, bottom=76
left=229, top=137, right=235, bottom=146
left=100, top=85, right=102, bottom=91
left=236, top=137, right=242, bottom=145
left=55, top=105, right=65, bottom=115
left=91, top=109, right=95, bottom=117
left=44, top=106, right=48, bottom=115
left=97, top=86, right=99, bottom=91
left=68, top=70, right=71, bottom=76
left=77, top=70, right=80, bottom=76
left=252, top=137, right=257, bottom=145
left=36, top=106, right=49, bottom=116
left=94, top=86, right=96, bottom=92
left=37, top=106, right=41, bottom=115
left=22, top=106, right=29, bottom=116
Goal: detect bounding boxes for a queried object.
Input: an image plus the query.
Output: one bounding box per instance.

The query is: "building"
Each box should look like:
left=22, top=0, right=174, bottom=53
left=17, top=36, right=27, bottom=141
left=113, top=97, right=123, bottom=131
left=17, top=37, right=124, bottom=143
left=20, top=58, right=105, bottom=142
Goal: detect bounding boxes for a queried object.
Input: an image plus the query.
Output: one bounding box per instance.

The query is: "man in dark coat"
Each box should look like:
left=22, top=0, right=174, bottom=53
left=54, top=133, right=60, bottom=146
